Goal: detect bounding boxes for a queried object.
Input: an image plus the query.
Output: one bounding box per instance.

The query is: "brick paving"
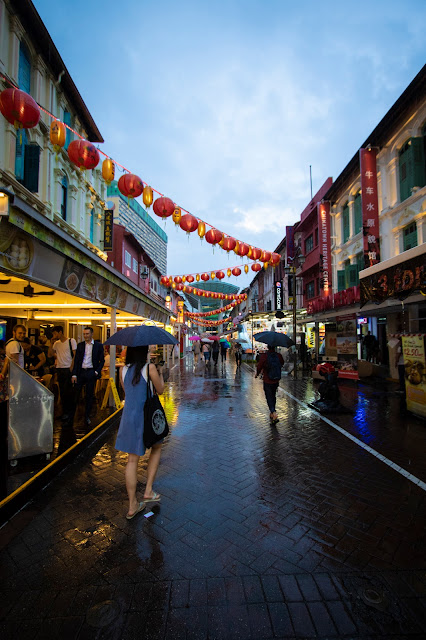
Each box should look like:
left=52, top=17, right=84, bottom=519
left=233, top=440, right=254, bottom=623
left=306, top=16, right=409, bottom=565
left=0, top=357, right=426, bottom=638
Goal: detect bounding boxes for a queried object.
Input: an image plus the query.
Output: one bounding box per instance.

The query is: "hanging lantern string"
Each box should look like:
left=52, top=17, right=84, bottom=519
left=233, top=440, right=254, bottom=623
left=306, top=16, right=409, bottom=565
left=0, top=74, right=277, bottom=252
left=165, top=261, right=268, bottom=279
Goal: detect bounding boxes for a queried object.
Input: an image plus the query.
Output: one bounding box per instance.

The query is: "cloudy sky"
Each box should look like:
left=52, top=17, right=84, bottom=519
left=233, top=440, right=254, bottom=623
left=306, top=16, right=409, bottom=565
left=35, top=0, right=425, bottom=289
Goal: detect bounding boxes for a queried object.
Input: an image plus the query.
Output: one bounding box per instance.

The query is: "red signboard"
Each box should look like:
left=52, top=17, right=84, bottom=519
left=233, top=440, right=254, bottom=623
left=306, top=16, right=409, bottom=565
left=360, top=148, right=380, bottom=268
left=318, top=202, right=332, bottom=296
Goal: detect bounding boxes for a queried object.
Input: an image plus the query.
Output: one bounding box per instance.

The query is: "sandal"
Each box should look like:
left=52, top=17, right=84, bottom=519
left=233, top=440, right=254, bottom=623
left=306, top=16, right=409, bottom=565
left=143, top=491, right=161, bottom=504
left=126, top=502, right=145, bottom=520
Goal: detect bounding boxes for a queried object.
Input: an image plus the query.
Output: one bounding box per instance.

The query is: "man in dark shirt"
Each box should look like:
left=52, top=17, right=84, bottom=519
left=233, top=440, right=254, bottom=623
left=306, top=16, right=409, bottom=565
left=22, top=338, right=46, bottom=375
left=255, top=346, right=284, bottom=424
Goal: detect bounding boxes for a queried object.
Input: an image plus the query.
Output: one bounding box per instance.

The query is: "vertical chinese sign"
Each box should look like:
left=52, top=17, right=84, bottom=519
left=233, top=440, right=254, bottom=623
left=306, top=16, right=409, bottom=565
left=103, top=209, right=114, bottom=252
left=401, top=334, right=426, bottom=418
left=318, top=202, right=332, bottom=298
left=359, top=148, right=380, bottom=269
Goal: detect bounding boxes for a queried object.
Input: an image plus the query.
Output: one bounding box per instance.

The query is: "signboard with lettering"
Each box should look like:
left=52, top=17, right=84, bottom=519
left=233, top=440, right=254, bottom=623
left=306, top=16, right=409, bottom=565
left=401, top=334, right=426, bottom=418
left=103, top=209, right=114, bottom=252
left=274, top=281, right=283, bottom=310
left=360, top=252, right=426, bottom=306
left=360, top=148, right=380, bottom=268
left=318, top=201, right=332, bottom=296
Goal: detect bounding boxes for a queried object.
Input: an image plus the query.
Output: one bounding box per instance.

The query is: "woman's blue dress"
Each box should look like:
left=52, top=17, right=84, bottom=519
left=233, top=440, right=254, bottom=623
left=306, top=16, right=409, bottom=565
left=115, top=364, right=148, bottom=456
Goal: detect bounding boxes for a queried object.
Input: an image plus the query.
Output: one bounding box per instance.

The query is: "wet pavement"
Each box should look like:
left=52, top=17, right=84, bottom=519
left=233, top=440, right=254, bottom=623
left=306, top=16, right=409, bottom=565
left=0, top=357, right=425, bottom=639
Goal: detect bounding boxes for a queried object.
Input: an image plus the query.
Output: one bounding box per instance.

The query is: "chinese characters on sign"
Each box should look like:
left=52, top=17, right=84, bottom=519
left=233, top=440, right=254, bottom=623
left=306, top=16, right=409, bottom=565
left=401, top=334, right=426, bottom=418
left=359, top=148, right=380, bottom=268
left=318, top=202, right=332, bottom=296
left=103, top=209, right=114, bottom=252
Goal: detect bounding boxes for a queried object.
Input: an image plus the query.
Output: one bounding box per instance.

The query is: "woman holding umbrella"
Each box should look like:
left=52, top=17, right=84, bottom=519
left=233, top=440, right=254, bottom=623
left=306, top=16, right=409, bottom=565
left=254, top=331, right=293, bottom=424
left=105, top=324, right=177, bottom=519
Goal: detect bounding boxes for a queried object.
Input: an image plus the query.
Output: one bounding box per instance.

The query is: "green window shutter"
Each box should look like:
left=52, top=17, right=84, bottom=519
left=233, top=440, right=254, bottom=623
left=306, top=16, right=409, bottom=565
left=64, top=111, right=72, bottom=149
left=23, top=144, right=40, bottom=193
left=403, top=222, right=418, bottom=251
left=15, top=129, right=27, bottom=181
left=400, top=138, right=426, bottom=202
left=356, top=252, right=364, bottom=275
left=354, top=192, right=362, bottom=234
left=342, top=204, right=350, bottom=242
left=411, top=137, right=426, bottom=188
left=337, top=270, right=346, bottom=291
left=347, top=265, right=358, bottom=287
left=399, top=141, right=410, bottom=201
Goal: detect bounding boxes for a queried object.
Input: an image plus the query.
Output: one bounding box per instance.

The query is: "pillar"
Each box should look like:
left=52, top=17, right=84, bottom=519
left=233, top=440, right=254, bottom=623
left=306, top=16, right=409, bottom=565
left=109, top=307, right=116, bottom=408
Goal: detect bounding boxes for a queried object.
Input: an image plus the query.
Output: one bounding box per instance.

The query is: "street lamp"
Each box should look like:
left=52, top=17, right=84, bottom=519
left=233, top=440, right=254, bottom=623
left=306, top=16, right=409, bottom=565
left=284, top=251, right=305, bottom=378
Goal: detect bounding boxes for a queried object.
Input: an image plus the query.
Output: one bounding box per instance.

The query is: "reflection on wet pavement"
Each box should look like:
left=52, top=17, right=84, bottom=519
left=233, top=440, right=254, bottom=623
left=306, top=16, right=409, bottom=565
left=0, top=356, right=425, bottom=638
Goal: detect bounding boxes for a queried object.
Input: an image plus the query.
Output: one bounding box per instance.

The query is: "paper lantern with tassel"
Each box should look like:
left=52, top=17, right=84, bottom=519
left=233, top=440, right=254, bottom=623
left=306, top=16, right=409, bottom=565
left=198, top=221, right=206, bottom=239
left=216, top=271, right=225, bottom=280
left=251, top=247, right=262, bottom=261
left=261, top=250, right=271, bottom=263
left=172, top=206, right=182, bottom=225
left=186, top=275, right=195, bottom=283
left=153, top=196, right=175, bottom=219
left=0, top=88, right=40, bottom=130
left=118, top=173, right=143, bottom=198
left=68, top=139, right=100, bottom=170
left=270, top=252, right=281, bottom=266
left=142, top=185, right=153, bottom=208
left=205, top=228, right=223, bottom=246
left=251, top=263, right=262, bottom=272
left=49, top=120, right=66, bottom=153
left=244, top=264, right=249, bottom=274
left=222, top=236, right=237, bottom=252
left=102, top=158, right=115, bottom=185
left=180, top=213, right=198, bottom=233
left=174, top=276, right=182, bottom=284
left=227, top=268, right=231, bottom=277
left=201, top=273, right=210, bottom=281
left=232, top=267, right=241, bottom=276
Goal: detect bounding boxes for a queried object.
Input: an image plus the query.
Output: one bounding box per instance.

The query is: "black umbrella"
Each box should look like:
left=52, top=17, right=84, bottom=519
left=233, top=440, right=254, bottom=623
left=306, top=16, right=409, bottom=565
left=254, top=331, right=294, bottom=348
left=104, top=324, right=178, bottom=347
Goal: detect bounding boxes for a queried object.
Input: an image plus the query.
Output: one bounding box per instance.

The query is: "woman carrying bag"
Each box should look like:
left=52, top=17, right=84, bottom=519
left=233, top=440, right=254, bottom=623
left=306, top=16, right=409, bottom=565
left=115, top=345, right=165, bottom=519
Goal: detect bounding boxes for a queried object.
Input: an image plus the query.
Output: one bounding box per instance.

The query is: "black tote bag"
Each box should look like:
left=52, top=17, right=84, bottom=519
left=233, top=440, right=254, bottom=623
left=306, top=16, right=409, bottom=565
left=143, top=364, right=169, bottom=448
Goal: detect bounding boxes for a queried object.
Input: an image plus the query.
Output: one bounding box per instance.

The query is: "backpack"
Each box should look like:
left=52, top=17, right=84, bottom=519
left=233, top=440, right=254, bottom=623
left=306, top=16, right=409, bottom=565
left=267, top=352, right=281, bottom=380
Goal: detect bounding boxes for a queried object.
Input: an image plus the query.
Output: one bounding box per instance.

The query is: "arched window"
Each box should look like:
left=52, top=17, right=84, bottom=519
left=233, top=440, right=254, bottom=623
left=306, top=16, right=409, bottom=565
left=342, top=201, right=350, bottom=243
left=61, top=176, right=68, bottom=220
left=353, top=191, right=362, bottom=234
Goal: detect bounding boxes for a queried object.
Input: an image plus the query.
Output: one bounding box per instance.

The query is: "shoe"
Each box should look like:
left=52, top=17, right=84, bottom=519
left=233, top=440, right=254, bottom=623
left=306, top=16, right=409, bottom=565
left=85, top=418, right=92, bottom=426
left=143, top=491, right=161, bottom=504
left=126, top=502, right=145, bottom=520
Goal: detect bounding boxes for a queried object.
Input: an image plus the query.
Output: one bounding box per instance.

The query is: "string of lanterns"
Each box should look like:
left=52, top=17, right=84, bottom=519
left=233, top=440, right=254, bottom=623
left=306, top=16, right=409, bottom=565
left=165, top=281, right=247, bottom=300
left=189, top=317, right=229, bottom=327
left=0, top=84, right=279, bottom=264
left=186, top=301, right=238, bottom=318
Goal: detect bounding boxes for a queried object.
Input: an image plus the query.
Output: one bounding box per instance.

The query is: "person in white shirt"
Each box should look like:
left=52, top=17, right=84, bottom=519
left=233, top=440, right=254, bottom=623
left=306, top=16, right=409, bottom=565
left=70, top=327, right=104, bottom=426
left=48, top=326, right=77, bottom=422
left=4, top=324, right=26, bottom=369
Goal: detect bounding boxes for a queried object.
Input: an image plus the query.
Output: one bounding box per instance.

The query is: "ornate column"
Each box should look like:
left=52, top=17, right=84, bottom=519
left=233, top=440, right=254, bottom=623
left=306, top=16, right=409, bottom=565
left=8, top=14, right=23, bottom=85
left=69, top=184, right=78, bottom=228
left=53, top=167, right=64, bottom=217
left=387, top=156, right=399, bottom=207
left=348, top=198, right=355, bottom=238
left=415, top=216, right=424, bottom=246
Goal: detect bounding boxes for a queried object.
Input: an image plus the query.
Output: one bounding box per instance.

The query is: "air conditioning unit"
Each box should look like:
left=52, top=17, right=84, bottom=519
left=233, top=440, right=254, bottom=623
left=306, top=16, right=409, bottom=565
left=140, top=265, right=149, bottom=279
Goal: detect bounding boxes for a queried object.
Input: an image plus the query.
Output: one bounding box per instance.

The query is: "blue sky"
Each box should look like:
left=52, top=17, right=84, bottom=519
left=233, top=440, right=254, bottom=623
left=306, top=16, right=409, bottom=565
left=35, top=0, right=426, bottom=288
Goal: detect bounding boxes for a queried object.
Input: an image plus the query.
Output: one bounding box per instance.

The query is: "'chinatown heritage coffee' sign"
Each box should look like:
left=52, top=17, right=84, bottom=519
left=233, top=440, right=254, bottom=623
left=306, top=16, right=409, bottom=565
left=360, top=148, right=380, bottom=268
left=360, top=253, right=426, bottom=306
left=275, top=281, right=283, bottom=310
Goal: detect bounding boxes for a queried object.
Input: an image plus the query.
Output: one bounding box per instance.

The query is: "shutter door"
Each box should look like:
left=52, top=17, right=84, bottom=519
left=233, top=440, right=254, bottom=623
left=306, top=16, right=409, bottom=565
left=23, top=144, right=40, bottom=193
left=347, top=265, right=358, bottom=287
left=337, top=270, right=346, bottom=292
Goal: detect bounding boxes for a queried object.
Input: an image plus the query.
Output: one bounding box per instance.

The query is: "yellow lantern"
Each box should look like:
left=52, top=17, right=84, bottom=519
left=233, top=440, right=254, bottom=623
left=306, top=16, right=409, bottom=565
left=172, top=206, right=181, bottom=225
left=49, top=120, right=66, bottom=153
left=196, top=274, right=200, bottom=282
left=264, top=262, right=269, bottom=270
left=244, top=264, right=249, bottom=274
left=102, top=158, right=115, bottom=186
left=211, top=272, right=215, bottom=279
left=198, top=221, right=206, bottom=239
left=248, top=246, right=253, bottom=259
left=182, top=275, right=186, bottom=283
left=234, top=241, right=240, bottom=255
left=172, top=282, right=176, bottom=289
left=227, top=268, right=231, bottom=277
left=219, top=235, right=225, bottom=247
left=143, top=185, right=153, bottom=208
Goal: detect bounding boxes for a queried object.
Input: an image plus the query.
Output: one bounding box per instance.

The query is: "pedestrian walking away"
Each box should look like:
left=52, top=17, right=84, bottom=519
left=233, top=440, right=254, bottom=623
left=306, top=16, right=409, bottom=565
left=255, top=345, right=284, bottom=423
left=220, top=340, right=229, bottom=362
left=212, top=339, right=220, bottom=365
left=70, top=327, right=104, bottom=427
left=193, top=339, right=201, bottom=365
left=363, top=330, right=378, bottom=362
left=202, top=342, right=211, bottom=365
left=115, top=345, right=165, bottom=519
left=235, top=342, right=243, bottom=367
left=48, top=326, right=77, bottom=422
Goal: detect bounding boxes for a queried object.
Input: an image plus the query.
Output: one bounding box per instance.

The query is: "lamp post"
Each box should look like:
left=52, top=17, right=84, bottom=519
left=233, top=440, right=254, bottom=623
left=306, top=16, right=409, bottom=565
left=251, top=308, right=254, bottom=362
left=284, top=251, right=305, bottom=379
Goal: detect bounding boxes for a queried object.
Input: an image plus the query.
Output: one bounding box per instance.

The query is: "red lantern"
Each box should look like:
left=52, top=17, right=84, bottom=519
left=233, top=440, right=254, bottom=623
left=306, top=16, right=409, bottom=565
left=201, top=273, right=210, bottom=281
left=251, top=247, right=262, bottom=261
left=68, top=139, right=100, bottom=170
left=179, top=214, right=198, bottom=233
left=205, top=228, right=223, bottom=245
left=216, top=271, right=225, bottom=280
left=232, top=267, right=241, bottom=276
left=160, top=276, right=169, bottom=286
left=236, top=242, right=249, bottom=257
left=176, top=283, right=184, bottom=291
left=187, top=286, right=193, bottom=293
left=118, top=173, right=143, bottom=199
left=270, top=252, right=281, bottom=266
left=0, top=88, right=40, bottom=130
left=153, top=196, right=175, bottom=219
left=186, top=275, right=195, bottom=283
left=251, top=263, right=262, bottom=272
left=174, top=276, right=182, bottom=284
left=261, top=250, right=271, bottom=262
left=222, top=236, right=237, bottom=252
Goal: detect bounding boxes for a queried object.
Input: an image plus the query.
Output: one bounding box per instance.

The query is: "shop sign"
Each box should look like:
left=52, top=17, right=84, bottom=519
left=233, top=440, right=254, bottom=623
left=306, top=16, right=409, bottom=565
left=275, top=281, right=283, bottom=310
left=286, top=226, right=294, bottom=261
left=318, top=202, right=331, bottom=295
left=360, top=252, right=426, bottom=306
left=360, top=148, right=380, bottom=268
left=306, top=286, right=360, bottom=314
left=335, top=316, right=358, bottom=379
left=401, top=334, right=426, bottom=418
left=103, top=209, right=114, bottom=252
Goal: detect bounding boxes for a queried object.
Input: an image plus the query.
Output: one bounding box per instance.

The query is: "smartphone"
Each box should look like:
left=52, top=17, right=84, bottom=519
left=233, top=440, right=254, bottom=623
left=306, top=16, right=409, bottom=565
left=157, top=360, right=165, bottom=367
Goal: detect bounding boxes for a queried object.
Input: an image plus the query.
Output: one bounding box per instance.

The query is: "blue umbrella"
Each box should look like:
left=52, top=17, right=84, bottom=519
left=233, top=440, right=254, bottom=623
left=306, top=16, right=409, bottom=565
left=254, top=331, right=294, bottom=348
left=104, top=324, right=178, bottom=346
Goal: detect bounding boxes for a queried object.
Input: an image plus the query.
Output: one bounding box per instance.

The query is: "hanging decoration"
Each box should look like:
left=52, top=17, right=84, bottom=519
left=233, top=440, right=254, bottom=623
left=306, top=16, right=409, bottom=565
left=102, top=158, right=115, bottom=185
left=198, top=221, right=206, bottom=239
left=205, top=228, right=223, bottom=246
left=142, top=185, right=154, bottom=208
left=68, top=139, right=100, bottom=171
left=232, top=267, right=241, bottom=277
left=201, top=272, right=210, bottom=281
left=227, top=268, right=231, bottom=277
left=222, top=236, right=237, bottom=252
left=0, top=88, right=40, bottom=130
left=153, top=196, right=175, bottom=219
left=251, top=247, right=262, bottom=261
left=180, top=213, right=198, bottom=234
left=172, top=206, right=182, bottom=226
left=236, top=242, right=250, bottom=257
left=118, top=173, right=143, bottom=199
left=49, top=120, right=66, bottom=153
left=244, top=264, right=249, bottom=274
left=270, top=252, right=281, bottom=265
left=261, top=250, right=271, bottom=263
left=251, top=263, right=262, bottom=272
left=216, top=271, right=225, bottom=280
left=186, top=275, right=195, bottom=283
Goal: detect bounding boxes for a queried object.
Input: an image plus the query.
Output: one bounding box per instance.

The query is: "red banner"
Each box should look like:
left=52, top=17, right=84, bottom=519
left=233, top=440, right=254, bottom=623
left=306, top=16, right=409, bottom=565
left=318, top=202, right=331, bottom=296
left=360, top=148, right=380, bottom=268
